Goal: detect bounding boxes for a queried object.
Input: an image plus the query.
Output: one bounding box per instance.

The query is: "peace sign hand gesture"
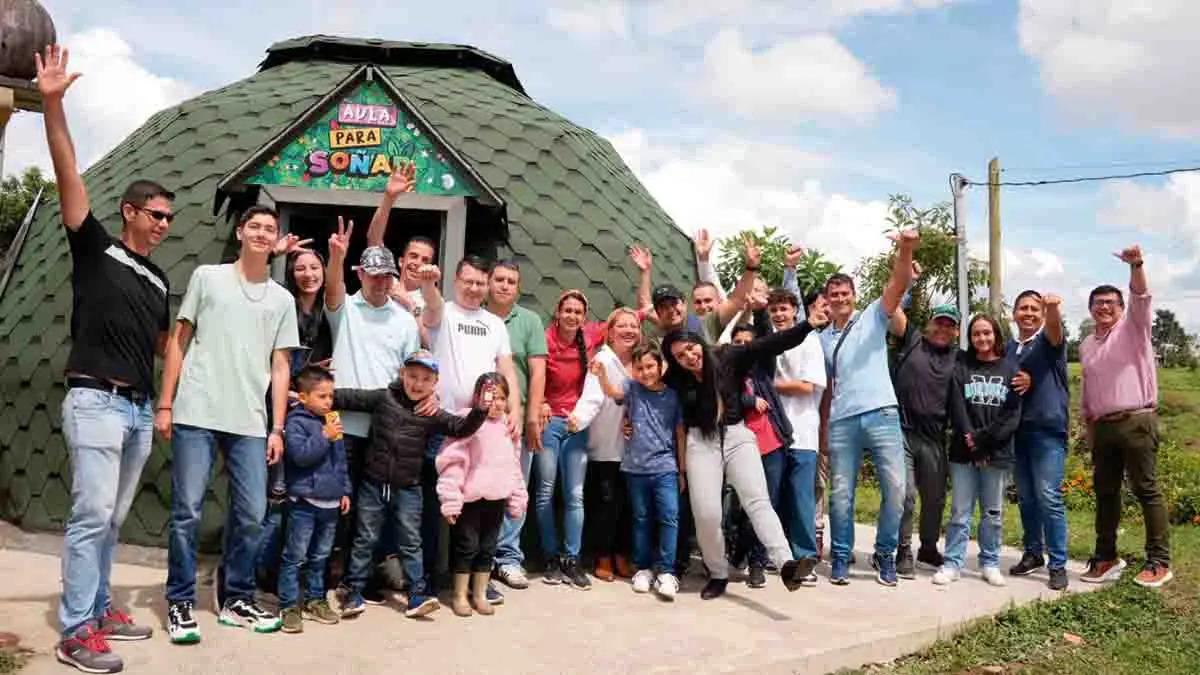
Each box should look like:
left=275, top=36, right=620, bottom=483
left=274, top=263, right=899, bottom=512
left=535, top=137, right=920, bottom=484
left=35, top=45, right=82, bottom=101
left=329, top=216, right=354, bottom=262
left=694, top=229, right=714, bottom=262
left=743, top=234, right=762, bottom=269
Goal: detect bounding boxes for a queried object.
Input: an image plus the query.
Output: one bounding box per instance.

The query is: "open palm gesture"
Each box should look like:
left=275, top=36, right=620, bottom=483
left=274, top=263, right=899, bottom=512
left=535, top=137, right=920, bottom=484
left=35, top=44, right=82, bottom=100
left=386, top=162, right=417, bottom=197
left=629, top=245, right=653, bottom=272
left=329, top=216, right=354, bottom=262
left=694, top=229, right=714, bottom=261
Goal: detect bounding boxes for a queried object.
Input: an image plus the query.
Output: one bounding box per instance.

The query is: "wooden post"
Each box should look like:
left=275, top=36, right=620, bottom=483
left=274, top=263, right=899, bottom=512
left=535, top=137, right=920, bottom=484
left=988, top=157, right=1002, bottom=316
left=0, top=87, right=14, bottom=179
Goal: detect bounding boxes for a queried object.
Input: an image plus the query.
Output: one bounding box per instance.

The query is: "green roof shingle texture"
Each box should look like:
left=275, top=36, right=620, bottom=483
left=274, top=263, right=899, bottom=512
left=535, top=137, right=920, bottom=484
left=0, top=40, right=695, bottom=546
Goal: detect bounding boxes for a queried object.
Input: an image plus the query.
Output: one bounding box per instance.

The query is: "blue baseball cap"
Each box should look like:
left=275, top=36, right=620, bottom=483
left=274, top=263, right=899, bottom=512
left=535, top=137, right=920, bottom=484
left=403, top=350, right=439, bottom=374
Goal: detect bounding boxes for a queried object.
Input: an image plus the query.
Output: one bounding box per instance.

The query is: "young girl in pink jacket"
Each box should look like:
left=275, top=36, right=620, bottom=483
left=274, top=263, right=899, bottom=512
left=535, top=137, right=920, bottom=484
left=437, top=373, right=529, bottom=617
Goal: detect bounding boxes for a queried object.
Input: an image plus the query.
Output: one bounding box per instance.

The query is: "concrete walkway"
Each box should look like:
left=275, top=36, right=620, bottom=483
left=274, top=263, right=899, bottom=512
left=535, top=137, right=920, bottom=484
left=0, top=524, right=1098, bottom=675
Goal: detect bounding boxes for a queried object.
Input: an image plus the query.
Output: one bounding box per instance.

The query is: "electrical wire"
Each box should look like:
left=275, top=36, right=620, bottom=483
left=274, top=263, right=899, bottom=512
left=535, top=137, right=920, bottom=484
left=962, top=166, right=1200, bottom=187
left=1002, top=159, right=1200, bottom=173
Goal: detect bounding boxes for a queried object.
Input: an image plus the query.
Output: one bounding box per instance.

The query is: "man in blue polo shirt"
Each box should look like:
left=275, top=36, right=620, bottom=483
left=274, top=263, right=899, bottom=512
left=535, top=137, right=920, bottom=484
left=820, top=230, right=919, bottom=587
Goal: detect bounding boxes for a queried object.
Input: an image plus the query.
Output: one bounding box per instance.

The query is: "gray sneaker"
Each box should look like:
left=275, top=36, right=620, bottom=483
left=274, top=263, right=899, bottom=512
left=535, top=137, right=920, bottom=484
left=494, top=564, right=530, bottom=590
left=56, top=623, right=122, bottom=674
left=99, top=607, right=153, bottom=641
left=896, top=547, right=916, bottom=580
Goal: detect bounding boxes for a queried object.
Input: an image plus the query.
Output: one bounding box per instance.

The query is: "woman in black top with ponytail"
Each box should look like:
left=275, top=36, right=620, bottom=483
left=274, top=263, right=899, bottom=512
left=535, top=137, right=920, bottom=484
left=661, top=305, right=828, bottom=599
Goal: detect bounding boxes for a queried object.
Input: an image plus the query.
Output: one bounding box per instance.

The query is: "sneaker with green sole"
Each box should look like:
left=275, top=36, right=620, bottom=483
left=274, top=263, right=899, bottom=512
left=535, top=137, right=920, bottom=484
left=280, top=607, right=303, bottom=634
left=303, top=599, right=340, bottom=624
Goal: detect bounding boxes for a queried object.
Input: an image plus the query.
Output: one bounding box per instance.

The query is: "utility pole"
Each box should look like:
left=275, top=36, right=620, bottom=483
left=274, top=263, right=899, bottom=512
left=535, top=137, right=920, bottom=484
left=950, top=173, right=970, bottom=349
left=988, top=157, right=1002, bottom=316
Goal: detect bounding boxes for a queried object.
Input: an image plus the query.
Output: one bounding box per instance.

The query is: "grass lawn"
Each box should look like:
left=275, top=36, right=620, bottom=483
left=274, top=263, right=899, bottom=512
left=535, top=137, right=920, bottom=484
left=843, top=366, right=1200, bottom=674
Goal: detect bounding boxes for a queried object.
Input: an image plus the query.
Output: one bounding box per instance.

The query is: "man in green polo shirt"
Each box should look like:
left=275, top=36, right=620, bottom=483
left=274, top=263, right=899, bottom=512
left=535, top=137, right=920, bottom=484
left=488, top=259, right=549, bottom=590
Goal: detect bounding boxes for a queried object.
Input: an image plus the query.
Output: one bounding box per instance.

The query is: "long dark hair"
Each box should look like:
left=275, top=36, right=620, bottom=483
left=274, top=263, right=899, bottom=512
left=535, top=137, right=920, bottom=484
left=285, top=249, right=327, bottom=304
left=556, top=290, right=592, bottom=394
left=966, top=314, right=1007, bottom=360
left=661, top=330, right=721, bottom=438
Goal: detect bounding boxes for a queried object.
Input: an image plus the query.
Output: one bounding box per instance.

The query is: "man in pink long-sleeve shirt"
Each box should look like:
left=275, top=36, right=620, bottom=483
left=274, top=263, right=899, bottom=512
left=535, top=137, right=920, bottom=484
left=1079, top=244, right=1171, bottom=589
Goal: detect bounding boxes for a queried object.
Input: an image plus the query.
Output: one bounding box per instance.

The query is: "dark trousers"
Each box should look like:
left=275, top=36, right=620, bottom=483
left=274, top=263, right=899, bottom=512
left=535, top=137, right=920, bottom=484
left=675, top=487, right=695, bottom=576
left=1093, top=412, right=1170, bottom=565
left=421, top=454, right=445, bottom=588
left=899, top=428, right=948, bottom=553
left=585, top=461, right=632, bottom=559
left=450, top=500, right=506, bottom=573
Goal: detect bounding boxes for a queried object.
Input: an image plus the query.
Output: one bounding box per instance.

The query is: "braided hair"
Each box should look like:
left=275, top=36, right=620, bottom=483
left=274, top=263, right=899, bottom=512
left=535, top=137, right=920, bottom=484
left=555, top=290, right=592, bottom=394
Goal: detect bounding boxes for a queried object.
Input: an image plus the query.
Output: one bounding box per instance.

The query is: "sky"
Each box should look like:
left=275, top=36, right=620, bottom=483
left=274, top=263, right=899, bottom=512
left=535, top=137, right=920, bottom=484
left=12, top=0, right=1200, bottom=330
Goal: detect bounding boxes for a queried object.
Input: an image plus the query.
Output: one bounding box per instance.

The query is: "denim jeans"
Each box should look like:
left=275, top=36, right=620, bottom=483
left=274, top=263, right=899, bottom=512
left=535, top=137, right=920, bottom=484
left=828, top=407, right=906, bottom=562
left=254, top=500, right=287, bottom=587
left=533, top=417, right=589, bottom=559
left=346, top=481, right=426, bottom=596
left=743, top=448, right=819, bottom=564
left=626, top=472, right=680, bottom=572
left=277, top=500, right=339, bottom=608
left=945, top=462, right=1007, bottom=570
left=1013, top=430, right=1069, bottom=570
left=58, top=389, right=154, bottom=635
left=494, top=444, right=533, bottom=569
left=166, top=424, right=267, bottom=605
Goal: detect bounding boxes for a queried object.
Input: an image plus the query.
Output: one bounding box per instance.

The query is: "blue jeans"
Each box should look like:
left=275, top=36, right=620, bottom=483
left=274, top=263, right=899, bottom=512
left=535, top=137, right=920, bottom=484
left=346, top=481, right=426, bottom=596
left=1014, top=430, right=1068, bottom=570
left=828, top=407, right=906, bottom=562
left=494, top=444, right=533, bottom=569
left=58, top=389, right=154, bottom=635
left=420, top=454, right=440, bottom=589
left=945, top=462, right=1007, bottom=570
left=255, top=500, right=287, bottom=584
left=166, top=425, right=268, bottom=604
left=761, top=449, right=819, bottom=560
left=626, top=472, right=679, bottom=572
left=533, top=417, right=589, bottom=559
left=277, top=500, right=339, bottom=608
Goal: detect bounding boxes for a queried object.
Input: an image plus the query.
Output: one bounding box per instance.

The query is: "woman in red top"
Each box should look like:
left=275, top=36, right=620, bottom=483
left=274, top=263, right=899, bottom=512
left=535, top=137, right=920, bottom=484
left=534, top=290, right=607, bottom=589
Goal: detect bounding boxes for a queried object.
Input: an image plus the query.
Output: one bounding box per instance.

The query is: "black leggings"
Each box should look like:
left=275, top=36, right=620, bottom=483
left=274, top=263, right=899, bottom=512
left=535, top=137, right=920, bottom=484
left=450, top=500, right=506, bottom=574
left=585, top=461, right=631, bottom=558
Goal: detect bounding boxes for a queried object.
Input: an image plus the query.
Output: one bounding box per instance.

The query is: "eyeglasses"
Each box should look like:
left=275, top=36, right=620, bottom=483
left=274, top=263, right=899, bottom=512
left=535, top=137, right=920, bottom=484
left=1091, top=298, right=1122, bottom=308
left=135, top=206, right=175, bottom=223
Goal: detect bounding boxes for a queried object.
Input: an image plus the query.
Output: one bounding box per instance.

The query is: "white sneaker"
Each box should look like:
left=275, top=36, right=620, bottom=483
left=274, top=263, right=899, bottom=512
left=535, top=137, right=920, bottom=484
left=932, top=566, right=961, bottom=586
left=495, top=564, right=530, bottom=590
left=632, top=569, right=654, bottom=593
left=982, top=566, right=1007, bottom=587
left=655, top=573, right=679, bottom=601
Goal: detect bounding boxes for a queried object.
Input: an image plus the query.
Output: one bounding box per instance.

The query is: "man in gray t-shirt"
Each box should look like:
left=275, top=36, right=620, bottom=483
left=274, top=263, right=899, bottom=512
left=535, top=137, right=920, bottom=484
left=157, top=205, right=299, bottom=642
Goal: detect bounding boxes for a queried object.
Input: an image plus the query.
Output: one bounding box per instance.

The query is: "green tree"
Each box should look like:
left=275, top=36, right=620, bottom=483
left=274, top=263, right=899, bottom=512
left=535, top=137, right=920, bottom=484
left=1068, top=318, right=1095, bottom=362
left=1, top=167, right=56, bottom=259
left=714, top=226, right=841, bottom=293
left=855, top=194, right=990, bottom=329
left=1153, top=309, right=1198, bottom=369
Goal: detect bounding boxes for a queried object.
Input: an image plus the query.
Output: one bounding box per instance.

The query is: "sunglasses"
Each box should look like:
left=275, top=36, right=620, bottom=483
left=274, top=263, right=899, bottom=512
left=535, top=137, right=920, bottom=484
left=135, top=206, right=176, bottom=223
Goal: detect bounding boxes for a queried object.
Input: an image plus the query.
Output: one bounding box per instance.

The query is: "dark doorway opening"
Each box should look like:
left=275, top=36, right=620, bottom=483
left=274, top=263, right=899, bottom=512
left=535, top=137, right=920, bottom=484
left=284, top=204, right=443, bottom=294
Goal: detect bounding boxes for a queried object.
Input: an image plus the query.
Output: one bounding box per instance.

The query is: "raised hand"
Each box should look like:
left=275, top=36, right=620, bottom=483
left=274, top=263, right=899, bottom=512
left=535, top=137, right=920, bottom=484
left=887, top=228, right=920, bottom=248
left=911, top=260, right=923, bottom=279
left=1043, top=293, right=1063, bottom=309
left=35, top=45, right=82, bottom=100
left=1114, top=245, right=1143, bottom=266
left=386, top=162, right=417, bottom=197
left=807, top=304, right=830, bottom=329
left=329, top=216, right=354, bottom=262
left=273, top=233, right=314, bottom=257
left=743, top=235, right=762, bottom=269
left=629, top=245, right=653, bottom=272
left=417, top=263, right=441, bottom=286
left=694, top=229, right=714, bottom=261
left=785, top=244, right=805, bottom=268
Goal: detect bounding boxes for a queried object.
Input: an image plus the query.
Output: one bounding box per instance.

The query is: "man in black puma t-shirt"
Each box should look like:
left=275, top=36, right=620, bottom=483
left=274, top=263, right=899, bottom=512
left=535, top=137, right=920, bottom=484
left=39, top=44, right=174, bottom=674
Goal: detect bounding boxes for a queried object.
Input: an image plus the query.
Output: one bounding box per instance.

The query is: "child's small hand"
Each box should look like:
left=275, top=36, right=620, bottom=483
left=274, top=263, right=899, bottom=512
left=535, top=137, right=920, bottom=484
left=754, top=397, right=770, bottom=414
left=445, top=514, right=457, bottom=525
left=323, top=418, right=343, bottom=440
left=589, top=360, right=604, bottom=377
left=622, top=417, right=633, bottom=440
left=340, top=496, right=351, bottom=514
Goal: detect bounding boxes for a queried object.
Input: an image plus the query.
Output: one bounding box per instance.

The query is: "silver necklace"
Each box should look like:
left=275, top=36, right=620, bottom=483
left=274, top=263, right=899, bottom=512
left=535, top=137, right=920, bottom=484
left=235, top=262, right=269, bottom=303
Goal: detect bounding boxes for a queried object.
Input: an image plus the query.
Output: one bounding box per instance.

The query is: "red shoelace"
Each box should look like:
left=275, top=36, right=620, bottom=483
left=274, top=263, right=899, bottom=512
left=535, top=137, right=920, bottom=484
left=71, top=626, right=112, bottom=654
left=104, top=608, right=135, bottom=625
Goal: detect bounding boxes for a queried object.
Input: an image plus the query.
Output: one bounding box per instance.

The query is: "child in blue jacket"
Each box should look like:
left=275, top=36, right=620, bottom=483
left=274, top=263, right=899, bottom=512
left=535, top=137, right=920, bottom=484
left=279, top=366, right=352, bottom=633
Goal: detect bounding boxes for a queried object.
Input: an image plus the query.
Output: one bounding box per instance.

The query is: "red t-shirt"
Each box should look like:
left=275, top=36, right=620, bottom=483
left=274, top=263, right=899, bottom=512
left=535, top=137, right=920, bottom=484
left=743, top=378, right=782, bottom=456
left=545, top=322, right=607, bottom=416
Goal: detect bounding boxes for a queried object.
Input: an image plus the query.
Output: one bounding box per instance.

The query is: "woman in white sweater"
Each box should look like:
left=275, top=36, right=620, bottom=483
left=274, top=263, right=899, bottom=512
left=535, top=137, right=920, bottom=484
left=568, top=308, right=642, bottom=581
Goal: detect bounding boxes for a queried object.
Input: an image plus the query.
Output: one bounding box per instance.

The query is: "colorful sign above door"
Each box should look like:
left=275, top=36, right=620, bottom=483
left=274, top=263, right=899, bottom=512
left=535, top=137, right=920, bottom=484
left=247, top=81, right=476, bottom=196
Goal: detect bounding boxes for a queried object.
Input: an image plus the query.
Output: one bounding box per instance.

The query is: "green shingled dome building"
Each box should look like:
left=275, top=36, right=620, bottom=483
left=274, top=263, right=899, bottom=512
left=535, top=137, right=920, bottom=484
left=0, top=36, right=695, bottom=547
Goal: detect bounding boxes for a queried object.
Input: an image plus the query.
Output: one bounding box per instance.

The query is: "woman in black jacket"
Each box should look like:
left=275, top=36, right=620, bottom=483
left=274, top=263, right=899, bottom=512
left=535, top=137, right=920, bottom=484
left=935, top=315, right=1022, bottom=588
left=660, top=306, right=827, bottom=599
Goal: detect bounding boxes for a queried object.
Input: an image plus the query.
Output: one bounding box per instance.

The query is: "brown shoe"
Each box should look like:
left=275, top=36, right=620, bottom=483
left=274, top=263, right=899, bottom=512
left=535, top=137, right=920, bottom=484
left=1080, top=557, right=1127, bottom=584
left=593, top=556, right=615, bottom=582
left=614, top=555, right=635, bottom=579
left=1133, top=562, right=1174, bottom=588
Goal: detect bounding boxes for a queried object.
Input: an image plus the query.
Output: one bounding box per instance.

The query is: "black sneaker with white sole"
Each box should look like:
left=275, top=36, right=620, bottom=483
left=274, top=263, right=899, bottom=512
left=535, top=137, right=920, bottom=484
left=219, top=598, right=282, bottom=633
left=167, top=600, right=201, bottom=644
left=561, top=556, right=592, bottom=590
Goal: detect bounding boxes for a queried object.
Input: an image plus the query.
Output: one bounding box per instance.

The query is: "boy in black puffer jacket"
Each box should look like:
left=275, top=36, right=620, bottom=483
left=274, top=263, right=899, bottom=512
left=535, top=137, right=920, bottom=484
left=333, top=350, right=487, bottom=620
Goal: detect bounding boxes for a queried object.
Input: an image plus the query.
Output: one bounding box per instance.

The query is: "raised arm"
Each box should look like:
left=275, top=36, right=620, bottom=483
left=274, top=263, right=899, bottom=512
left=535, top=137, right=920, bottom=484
left=37, top=45, right=88, bottom=228
left=715, top=235, right=760, bottom=327
left=729, top=308, right=827, bottom=372
left=882, top=230, right=920, bottom=317
left=1115, top=245, right=1151, bottom=332
left=694, top=229, right=725, bottom=298
left=324, top=217, right=353, bottom=312
left=590, top=360, right=625, bottom=402
left=435, top=406, right=488, bottom=439
left=1043, top=293, right=1065, bottom=347
left=366, top=163, right=415, bottom=247
left=418, top=264, right=445, bottom=329
left=631, top=245, right=655, bottom=317
left=889, top=261, right=920, bottom=337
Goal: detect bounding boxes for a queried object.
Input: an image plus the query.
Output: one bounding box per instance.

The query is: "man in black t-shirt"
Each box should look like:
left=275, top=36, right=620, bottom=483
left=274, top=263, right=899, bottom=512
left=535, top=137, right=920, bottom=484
left=39, top=44, right=174, bottom=674
left=889, top=303, right=960, bottom=579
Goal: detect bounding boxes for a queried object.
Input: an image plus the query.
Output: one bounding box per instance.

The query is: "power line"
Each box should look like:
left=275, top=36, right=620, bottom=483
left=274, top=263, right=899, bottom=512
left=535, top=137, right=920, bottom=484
left=962, top=165, right=1200, bottom=187
left=1003, top=159, right=1200, bottom=173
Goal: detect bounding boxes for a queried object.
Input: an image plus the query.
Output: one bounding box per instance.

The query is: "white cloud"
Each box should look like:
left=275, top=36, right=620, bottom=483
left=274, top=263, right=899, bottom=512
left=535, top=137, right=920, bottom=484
left=1018, top=0, right=1200, bottom=137
left=607, top=128, right=890, bottom=269
left=699, top=29, right=897, bottom=124
left=644, top=0, right=955, bottom=35
left=546, top=1, right=629, bottom=38
left=6, top=27, right=198, bottom=178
